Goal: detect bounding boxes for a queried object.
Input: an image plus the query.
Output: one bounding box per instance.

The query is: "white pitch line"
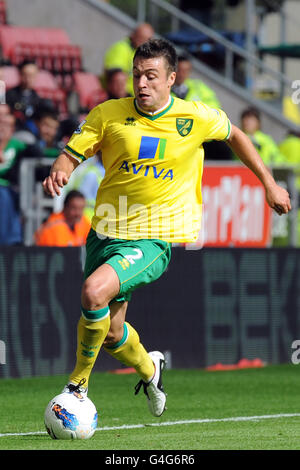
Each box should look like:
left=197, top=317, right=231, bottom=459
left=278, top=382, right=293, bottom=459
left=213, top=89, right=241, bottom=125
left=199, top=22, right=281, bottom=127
left=1, top=413, right=300, bottom=438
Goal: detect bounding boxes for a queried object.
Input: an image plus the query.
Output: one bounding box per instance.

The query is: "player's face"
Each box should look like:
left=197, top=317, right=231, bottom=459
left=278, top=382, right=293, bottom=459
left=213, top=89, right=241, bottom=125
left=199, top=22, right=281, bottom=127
left=133, top=56, right=176, bottom=112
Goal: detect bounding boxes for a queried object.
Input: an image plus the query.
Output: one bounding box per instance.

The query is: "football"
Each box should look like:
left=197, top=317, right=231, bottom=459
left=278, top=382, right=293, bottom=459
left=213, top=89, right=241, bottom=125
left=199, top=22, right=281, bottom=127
left=44, top=392, right=98, bottom=440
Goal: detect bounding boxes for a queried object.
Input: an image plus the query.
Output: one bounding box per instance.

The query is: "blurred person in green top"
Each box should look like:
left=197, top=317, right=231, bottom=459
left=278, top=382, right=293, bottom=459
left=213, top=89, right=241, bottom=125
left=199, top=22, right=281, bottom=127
left=64, top=153, right=105, bottom=222
left=279, top=130, right=300, bottom=169
left=240, top=107, right=285, bottom=165
left=0, top=113, right=27, bottom=187
left=171, top=55, right=221, bottom=108
left=104, top=68, right=131, bottom=100
left=14, top=106, right=60, bottom=158
left=103, top=23, right=154, bottom=95
left=279, top=130, right=300, bottom=245
left=0, top=112, right=32, bottom=244
left=0, top=106, right=54, bottom=244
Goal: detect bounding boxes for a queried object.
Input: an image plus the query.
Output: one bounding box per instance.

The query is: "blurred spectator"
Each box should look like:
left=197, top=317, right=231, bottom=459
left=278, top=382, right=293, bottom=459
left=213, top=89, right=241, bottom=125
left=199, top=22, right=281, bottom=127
left=279, top=130, right=300, bottom=166
left=36, top=108, right=60, bottom=158
left=279, top=130, right=300, bottom=245
left=172, top=55, right=221, bottom=108
left=56, top=116, right=80, bottom=148
left=283, top=96, right=300, bottom=126
left=0, top=112, right=31, bottom=245
left=103, top=23, right=154, bottom=95
left=171, top=56, right=231, bottom=161
left=6, top=60, right=45, bottom=129
left=240, top=107, right=285, bottom=165
left=0, top=111, right=43, bottom=183
left=105, top=68, right=131, bottom=100
left=65, top=154, right=105, bottom=222
left=55, top=117, right=104, bottom=220
left=14, top=106, right=60, bottom=158
left=279, top=130, right=300, bottom=191
left=35, top=190, right=91, bottom=246
left=0, top=103, right=11, bottom=122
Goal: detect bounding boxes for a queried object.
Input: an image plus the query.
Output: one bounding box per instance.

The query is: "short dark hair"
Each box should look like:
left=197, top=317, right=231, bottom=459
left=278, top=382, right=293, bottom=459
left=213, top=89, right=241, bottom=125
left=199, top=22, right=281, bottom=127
left=106, top=68, right=126, bottom=81
left=241, top=107, right=260, bottom=122
left=133, top=38, right=178, bottom=74
left=18, top=59, right=38, bottom=71
left=64, top=190, right=85, bottom=207
left=33, top=105, right=59, bottom=122
left=177, top=54, right=190, bottom=63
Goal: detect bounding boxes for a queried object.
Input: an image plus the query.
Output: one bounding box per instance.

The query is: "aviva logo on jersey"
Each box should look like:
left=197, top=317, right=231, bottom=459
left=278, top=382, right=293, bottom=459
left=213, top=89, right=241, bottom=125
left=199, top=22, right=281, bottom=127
left=118, top=160, right=173, bottom=180
left=118, top=135, right=173, bottom=180
left=138, top=136, right=167, bottom=160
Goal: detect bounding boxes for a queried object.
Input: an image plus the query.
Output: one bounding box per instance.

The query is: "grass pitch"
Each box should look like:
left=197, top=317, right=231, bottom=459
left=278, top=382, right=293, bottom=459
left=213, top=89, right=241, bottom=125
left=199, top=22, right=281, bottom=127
left=0, top=364, right=300, bottom=450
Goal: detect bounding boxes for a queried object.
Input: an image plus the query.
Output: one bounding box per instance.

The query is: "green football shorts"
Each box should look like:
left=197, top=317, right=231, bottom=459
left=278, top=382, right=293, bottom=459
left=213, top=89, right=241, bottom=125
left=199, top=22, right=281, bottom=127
left=84, top=229, right=172, bottom=302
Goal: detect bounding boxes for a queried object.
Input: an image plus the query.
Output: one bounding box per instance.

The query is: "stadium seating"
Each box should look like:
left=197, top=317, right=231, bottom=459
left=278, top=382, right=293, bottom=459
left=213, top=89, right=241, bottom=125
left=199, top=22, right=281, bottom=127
left=165, top=29, right=257, bottom=74
left=0, top=64, right=67, bottom=115
left=72, top=72, right=108, bottom=112
left=0, top=25, right=82, bottom=89
left=0, top=0, right=6, bottom=25
left=0, top=26, right=71, bottom=60
left=0, top=64, right=20, bottom=89
left=0, top=19, right=106, bottom=116
left=33, top=69, right=67, bottom=114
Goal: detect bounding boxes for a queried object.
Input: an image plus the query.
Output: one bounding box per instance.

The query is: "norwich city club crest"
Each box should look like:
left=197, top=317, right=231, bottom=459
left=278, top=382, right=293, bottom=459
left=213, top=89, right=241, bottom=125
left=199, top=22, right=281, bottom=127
left=176, top=118, right=193, bottom=136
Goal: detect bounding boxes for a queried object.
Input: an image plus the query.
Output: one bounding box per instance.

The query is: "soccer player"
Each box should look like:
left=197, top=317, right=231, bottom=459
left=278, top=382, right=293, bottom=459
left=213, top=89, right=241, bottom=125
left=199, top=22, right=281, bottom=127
left=42, top=39, right=291, bottom=417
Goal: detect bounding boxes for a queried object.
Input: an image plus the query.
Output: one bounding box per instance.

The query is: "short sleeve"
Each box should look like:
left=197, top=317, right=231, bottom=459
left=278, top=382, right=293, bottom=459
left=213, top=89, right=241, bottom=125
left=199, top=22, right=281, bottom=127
left=193, top=102, right=231, bottom=142
left=64, top=106, right=104, bottom=164
left=204, top=106, right=231, bottom=142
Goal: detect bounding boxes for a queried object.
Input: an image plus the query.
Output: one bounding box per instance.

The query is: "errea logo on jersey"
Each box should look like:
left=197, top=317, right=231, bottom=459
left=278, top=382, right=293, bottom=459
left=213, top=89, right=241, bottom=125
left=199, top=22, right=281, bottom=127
left=124, top=117, right=136, bottom=126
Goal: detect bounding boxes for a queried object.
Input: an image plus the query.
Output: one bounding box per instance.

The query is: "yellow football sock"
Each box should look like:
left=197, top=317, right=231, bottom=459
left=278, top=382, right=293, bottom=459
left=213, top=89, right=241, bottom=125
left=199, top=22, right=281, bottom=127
left=69, top=306, right=110, bottom=387
left=104, top=322, right=155, bottom=382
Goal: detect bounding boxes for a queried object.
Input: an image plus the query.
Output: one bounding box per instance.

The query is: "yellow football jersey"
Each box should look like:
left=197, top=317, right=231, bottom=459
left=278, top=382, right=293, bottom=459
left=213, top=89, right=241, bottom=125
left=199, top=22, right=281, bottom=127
left=64, top=96, right=231, bottom=242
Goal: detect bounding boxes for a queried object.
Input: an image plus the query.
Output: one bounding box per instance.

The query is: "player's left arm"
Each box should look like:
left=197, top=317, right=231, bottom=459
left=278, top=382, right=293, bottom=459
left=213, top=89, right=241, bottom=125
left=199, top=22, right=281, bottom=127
left=226, top=124, right=291, bottom=215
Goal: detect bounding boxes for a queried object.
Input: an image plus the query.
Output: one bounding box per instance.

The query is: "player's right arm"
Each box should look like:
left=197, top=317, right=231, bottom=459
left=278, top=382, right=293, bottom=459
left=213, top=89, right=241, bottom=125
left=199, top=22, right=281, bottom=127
left=43, top=106, right=104, bottom=197
left=42, top=152, right=79, bottom=197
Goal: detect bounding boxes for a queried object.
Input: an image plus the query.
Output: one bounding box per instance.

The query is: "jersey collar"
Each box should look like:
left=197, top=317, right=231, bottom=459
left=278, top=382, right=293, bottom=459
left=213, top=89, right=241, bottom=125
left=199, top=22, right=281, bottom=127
left=134, top=96, right=174, bottom=120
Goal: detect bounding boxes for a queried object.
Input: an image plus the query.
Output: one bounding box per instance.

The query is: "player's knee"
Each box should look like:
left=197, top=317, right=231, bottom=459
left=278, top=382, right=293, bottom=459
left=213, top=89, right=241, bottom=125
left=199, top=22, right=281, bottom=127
left=81, top=277, right=109, bottom=310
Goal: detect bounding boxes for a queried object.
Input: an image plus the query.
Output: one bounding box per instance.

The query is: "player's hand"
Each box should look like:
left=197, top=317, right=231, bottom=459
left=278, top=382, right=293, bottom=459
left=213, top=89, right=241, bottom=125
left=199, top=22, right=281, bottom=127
left=42, top=171, right=69, bottom=197
left=265, top=182, right=291, bottom=216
